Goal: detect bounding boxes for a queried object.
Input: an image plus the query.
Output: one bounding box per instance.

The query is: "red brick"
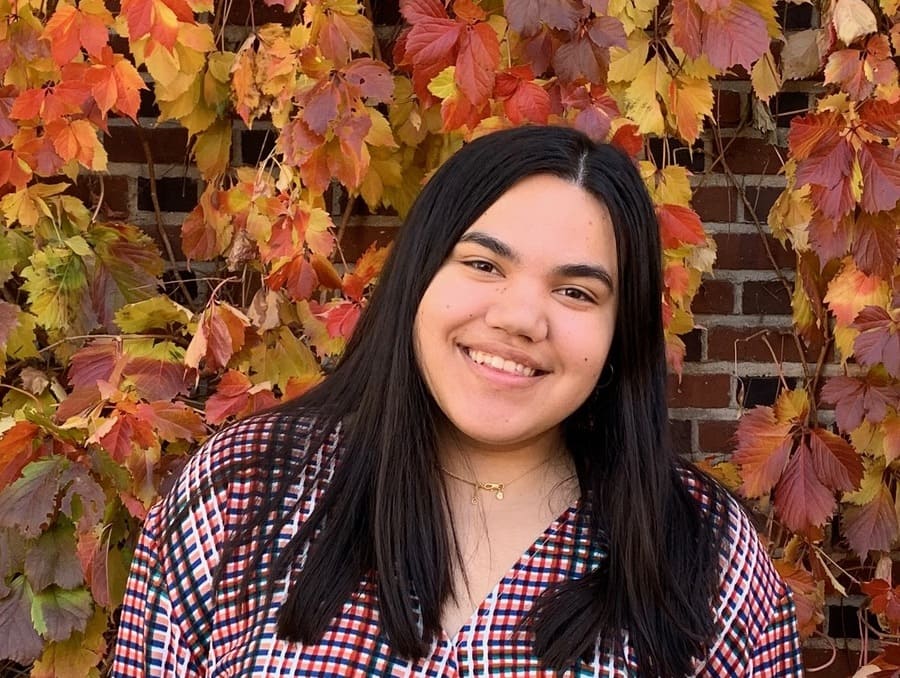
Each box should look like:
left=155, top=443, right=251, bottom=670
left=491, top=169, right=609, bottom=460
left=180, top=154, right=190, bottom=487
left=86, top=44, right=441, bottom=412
left=106, top=126, right=190, bottom=164
left=713, top=89, right=745, bottom=127
left=707, top=326, right=805, bottom=362
left=742, top=280, right=792, bottom=315
left=712, top=137, right=785, bottom=174
left=698, top=420, right=738, bottom=454
left=692, top=186, right=737, bottom=222
left=743, top=186, right=784, bottom=222
left=714, top=233, right=795, bottom=270
left=667, top=373, right=731, bottom=408
left=693, top=280, right=734, bottom=314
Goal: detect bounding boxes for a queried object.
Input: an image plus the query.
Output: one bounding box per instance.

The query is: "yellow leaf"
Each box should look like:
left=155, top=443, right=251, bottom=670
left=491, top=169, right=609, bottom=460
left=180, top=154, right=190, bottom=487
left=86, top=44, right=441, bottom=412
left=824, top=258, right=890, bottom=327
left=751, top=49, right=781, bottom=101
left=624, top=56, right=670, bottom=137
left=608, top=32, right=649, bottom=83
left=31, top=607, right=106, bottom=678
left=669, top=74, right=713, bottom=143
left=3, top=309, right=39, bottom=360
left=365, top=108, right=397, bottom=148
left=774, top=388, right=809, bottom=424
left=360, top=147, right=403, bottom=211
left=115, top=296, right=192, bottom=332
left=742, top=0, right=781, bottom=39
left=880, top=0, right=899, bottom=16
left=843, top=455, right=884, bottom=505
left=194, top=118, right=232, bottom=178
left=768, top=185, right=811, bottom=249
left=832, top=0, right=877, bottom=45
left=428, top=66, right=458, bottom=100
left=641, top=163, right=693, bottom=206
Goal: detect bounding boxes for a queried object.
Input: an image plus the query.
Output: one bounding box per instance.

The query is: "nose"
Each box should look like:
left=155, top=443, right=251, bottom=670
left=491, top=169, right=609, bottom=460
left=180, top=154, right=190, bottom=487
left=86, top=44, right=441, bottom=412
left=483, top=283, right=549, bottom=342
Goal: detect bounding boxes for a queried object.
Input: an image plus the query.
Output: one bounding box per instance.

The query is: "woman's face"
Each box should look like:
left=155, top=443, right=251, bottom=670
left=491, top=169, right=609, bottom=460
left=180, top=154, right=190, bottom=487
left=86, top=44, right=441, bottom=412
left=413, top=174, right=618, bottom=454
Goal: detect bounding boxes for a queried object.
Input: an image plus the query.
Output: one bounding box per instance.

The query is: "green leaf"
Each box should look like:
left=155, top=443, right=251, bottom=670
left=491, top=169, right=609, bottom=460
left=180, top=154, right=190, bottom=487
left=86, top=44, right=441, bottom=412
left=0, top=229, right=34, bottom=284
left=25, top=523, right=84, bottom=592
left=21, top=245, right=91, bottom=334
left=114, top=295, right=193, bottom=333
left=0, top=576, right=43, bottom=663
left=30, top=586, right=92, bottom=642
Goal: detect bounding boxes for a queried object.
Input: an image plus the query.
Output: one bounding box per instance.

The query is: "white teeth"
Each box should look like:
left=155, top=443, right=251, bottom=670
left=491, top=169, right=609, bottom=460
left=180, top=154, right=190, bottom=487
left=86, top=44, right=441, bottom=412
left=467, top=349, right=536, bottom=377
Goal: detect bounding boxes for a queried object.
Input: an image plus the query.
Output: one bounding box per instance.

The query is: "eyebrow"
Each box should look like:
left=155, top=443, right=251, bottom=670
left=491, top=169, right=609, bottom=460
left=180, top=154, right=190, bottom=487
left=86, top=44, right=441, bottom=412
left=458, top=232, right=615, bottom=292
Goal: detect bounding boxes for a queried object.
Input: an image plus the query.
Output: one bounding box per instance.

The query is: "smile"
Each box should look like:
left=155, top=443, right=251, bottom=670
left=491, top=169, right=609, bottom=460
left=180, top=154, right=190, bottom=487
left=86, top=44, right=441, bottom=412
left=464, top=348, right=539, bottom=377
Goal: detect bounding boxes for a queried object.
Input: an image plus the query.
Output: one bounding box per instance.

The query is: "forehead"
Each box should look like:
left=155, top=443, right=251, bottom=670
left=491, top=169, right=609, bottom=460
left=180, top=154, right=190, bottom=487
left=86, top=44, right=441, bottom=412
left=461, top=175, right=616, bottom=266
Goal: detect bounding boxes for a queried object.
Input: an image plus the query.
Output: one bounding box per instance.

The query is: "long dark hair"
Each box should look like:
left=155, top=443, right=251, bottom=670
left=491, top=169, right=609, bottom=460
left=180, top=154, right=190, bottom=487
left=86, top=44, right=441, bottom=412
left=215, top=125, right=728, bottom=675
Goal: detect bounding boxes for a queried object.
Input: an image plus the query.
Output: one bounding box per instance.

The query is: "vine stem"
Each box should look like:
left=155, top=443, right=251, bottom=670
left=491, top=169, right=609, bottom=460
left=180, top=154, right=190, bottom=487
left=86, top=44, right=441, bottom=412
left=133, top=121, right=197, bottom=307
left=708, top=124, right=812, bottom=392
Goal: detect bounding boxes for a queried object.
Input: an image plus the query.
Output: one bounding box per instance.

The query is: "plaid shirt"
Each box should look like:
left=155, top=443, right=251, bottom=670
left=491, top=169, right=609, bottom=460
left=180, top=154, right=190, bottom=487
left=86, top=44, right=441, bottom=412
left=112, top=414, right=804, bottom=676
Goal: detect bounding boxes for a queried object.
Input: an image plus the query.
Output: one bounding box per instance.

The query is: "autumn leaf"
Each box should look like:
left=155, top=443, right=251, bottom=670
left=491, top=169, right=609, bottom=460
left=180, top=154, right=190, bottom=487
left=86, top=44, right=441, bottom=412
left=31, top=586, right=92, bottom=642
left=668, top=74, right=714, bottom=143
left=30, top=607, right=107, bottom=678
left=657, top=204, right=707, bottom=249
left=782, top=29, right=825, bottom=80
left=852, top=209, right=898, bottom=279
left=134, top=401, right=206, bottom=442
left=773, top=561, right=824, bottom=638
left=185, top=301, right=251, bottom=371
left=858, top=142, right=900, bottom=214
left=844, top=486, right=898, bottom=559
left=832, top=0, right=877, bottom=45
left=821, top=374, right=899, bottom=432
left=84, top=46, right=146, bottom=120
left=624, top=56, right=670, bottom=136
left=852, top=306, right=900, bottom=376
left=24, top=524, right=84, bottom=592
left=504, top=0, right=582, bottom=36
left=121, top=0, right=194, bottom=50
left=43, top=0, right=113, bottom=66
left=0, top=421, right=42, bottom=491
left=0, top=577, right=44, bottom=664
left=774, top=439, right=836, bottom=531
left=807, top=428, right=862, bottom=492
left=0, top=457, right=67, bottom=537
left=204, top=370, right=252, bottom=424
left=733, top=406, right=794, bottom=497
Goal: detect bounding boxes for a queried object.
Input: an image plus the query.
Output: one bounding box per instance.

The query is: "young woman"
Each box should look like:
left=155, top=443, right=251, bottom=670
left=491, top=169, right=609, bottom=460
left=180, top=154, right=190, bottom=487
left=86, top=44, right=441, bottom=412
left=112, top=126, right=803, bottom=676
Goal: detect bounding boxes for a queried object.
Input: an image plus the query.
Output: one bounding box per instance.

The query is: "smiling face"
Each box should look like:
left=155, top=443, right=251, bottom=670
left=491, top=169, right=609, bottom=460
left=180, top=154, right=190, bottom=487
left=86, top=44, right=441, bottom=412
left=413, top=174, right=618, bottom=455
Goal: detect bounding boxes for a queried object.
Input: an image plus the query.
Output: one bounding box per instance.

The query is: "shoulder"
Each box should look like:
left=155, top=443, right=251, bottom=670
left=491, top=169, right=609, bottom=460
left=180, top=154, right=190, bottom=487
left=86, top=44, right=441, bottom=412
left=678, top=466, right=801, bottom=673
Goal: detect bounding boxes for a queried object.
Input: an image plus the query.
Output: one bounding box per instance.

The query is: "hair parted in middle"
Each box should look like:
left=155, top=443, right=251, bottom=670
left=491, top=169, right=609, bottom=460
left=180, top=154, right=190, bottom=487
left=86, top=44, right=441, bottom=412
left=213, top=124, right=729, bottom=677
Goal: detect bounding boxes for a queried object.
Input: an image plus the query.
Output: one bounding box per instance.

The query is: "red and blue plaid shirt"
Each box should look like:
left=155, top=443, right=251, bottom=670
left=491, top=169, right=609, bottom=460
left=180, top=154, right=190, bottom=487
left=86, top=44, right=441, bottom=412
left=112, top=414, right=803, bottom=676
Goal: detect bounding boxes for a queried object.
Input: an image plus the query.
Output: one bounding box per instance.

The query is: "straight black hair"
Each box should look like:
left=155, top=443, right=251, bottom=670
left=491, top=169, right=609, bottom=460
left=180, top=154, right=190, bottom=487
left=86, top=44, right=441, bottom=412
left=213, top=125, right=729, bottom=675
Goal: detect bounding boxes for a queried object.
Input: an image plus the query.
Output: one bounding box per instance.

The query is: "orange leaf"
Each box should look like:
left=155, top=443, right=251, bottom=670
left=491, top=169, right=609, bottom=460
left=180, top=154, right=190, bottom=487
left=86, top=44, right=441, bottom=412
left=657, top=204, right=706, bottom=249
left=121, top=0, right=193, bottom=49
left=0, top=422, right=41, bottom=489
left=204, top=370, right=251, bottom=425
left=733, top=406, right=794, bottom=497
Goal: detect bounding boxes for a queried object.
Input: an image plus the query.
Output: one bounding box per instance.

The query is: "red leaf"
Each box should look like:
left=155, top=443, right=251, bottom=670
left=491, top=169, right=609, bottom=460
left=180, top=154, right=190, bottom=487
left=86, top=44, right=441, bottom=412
left=267, top=255, right=319, bottom=301
left=821, top=374, right=900, bottom=432
left=844, top=486, right=898, bottom=559
left=774, top=440, right=836, bottom=531
left=204, top=370, right=251, bottom=425
left=400, top=0, right=447, bottom=23
left=657, top=204, right=706, bottom=248
left=808, top=212, right=852, bottom=263
left=55, top=386, right=103, bottom=423
left=859, top=98, right=900, bottom=139
left=10, top=88, right=47, bottom=120
left=852, top=306, right=900, bottom=376
left=807, top=428, right=863, bottom=492
left=123, top=358, right=194, bottom=401
left=68, top=340, right=118, bottom=390
left=671, top=0, right=702, bottom=60
left=342, top=58, right=393, bottom=103
left=859, top=142, right=900, bottom=214
left=789, top=110, right=845, bottom=160
left=553, top=35, right=606, bottom=84
left=121, top=0, right=193, bottom=49
left=852, top=210, right=897, bottom=279
left=733, top=406, right=794, bottom=496
left=702, top=2, right=769, bottom=70
left=794, top=135, right=853, bottom=195
left=402, top=17, right=462, bottom=100
left=134, top=401, right=206, bottom=442
left=455, top=22, right=500, bottom=106
left=504, top=0, right=582, bottom=35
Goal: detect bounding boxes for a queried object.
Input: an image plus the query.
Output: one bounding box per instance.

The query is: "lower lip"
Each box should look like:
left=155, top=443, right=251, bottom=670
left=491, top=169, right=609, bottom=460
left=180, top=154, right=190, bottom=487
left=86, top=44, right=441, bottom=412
left=460, top=347, right=542, bottom=388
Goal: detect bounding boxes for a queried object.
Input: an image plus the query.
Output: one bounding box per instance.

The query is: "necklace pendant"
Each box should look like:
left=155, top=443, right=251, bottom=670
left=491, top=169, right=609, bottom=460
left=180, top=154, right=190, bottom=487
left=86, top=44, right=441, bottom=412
left=481, top=482, right=504, bottom=500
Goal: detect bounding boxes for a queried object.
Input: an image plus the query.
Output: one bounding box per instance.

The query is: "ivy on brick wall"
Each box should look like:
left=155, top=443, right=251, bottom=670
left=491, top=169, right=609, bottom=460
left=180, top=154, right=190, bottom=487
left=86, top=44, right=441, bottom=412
left=0, top=0, right=898, bottom=673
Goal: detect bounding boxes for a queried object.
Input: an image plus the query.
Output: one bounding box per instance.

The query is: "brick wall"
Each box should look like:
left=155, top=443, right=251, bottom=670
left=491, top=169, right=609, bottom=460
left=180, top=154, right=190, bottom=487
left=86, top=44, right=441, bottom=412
left=85, top=2, right=862, bottom=670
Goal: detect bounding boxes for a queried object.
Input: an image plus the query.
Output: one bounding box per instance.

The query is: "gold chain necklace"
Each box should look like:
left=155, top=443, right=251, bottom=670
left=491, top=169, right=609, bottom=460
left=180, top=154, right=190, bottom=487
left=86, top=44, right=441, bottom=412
left=439, top=456, right=553, bottom=504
